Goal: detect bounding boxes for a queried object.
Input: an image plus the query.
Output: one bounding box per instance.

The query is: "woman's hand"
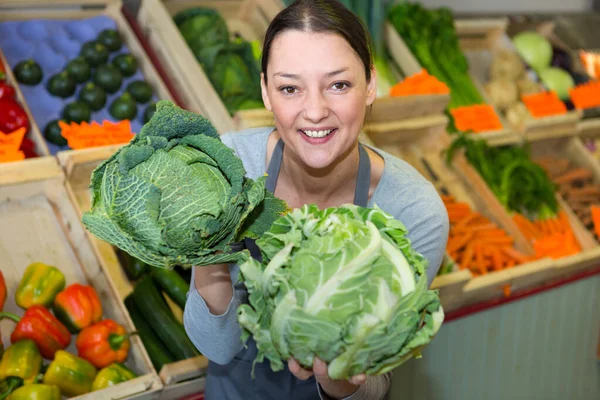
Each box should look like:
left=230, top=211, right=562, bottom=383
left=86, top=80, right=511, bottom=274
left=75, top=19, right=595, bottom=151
left=288, top=357, right=367, bottom=399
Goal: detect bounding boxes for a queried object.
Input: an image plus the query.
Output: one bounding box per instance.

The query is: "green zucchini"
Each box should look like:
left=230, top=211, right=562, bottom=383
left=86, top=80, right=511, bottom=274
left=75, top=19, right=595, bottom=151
left=132, top=276, right=200, bottom=360
left=150, top=267, right=188, bottom=310
left=118, top=251, right=148, bottom=281
left=124, top=295, right=175, bottom=372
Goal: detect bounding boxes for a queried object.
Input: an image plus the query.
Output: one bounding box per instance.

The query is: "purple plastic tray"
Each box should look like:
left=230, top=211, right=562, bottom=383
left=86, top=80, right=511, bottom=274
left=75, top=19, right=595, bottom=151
left=0, top=16, right=158, bottom=155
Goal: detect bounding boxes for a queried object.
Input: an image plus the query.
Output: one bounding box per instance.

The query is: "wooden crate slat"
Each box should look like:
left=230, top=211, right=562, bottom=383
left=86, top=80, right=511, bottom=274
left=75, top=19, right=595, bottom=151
left=0, top=156, right=162, bottom=400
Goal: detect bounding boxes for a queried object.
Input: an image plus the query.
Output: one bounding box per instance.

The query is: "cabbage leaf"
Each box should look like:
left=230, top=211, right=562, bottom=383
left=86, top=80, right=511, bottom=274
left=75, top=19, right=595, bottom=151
left=237, top=204, right=444, bottom=380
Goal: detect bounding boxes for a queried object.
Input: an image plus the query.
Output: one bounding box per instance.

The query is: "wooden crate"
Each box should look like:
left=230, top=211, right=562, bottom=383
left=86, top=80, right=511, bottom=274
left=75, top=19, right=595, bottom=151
left=0, top=0, right=174, bottom=150
left=56, top=146, right=211, bottom=399
left=529, top=135, right=600, bottom=240
left=457, top=18, right=583, bottom=141
left=137, top=0, right=283, bottom=134
left=0, top=156, right=163, bottom=399
left=0, top=49, right=49, bottom=159
left=445, top=144, right=600, bottom=305
left=406, top=147, right=568, bottom=311
left=385, top=22, right=518, bottom=146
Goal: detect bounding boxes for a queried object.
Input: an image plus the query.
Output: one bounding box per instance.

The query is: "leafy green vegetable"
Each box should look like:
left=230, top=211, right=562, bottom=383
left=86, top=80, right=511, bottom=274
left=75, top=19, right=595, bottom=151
left=201, top=41, right=263, bottom=115
left=82, top=100, right=288, bottom=268
left=387, top=3, right=485, bottom=131
left=174, top=8, right=263, bottom=115
left=237, top=204, right=444, bottom=380
left=174, top=8, right=229, bottom=51
left=446, top=134, right=558, bottom=219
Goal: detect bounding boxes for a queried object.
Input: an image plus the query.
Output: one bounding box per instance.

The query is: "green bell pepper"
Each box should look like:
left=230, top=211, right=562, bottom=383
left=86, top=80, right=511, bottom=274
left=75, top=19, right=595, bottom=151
left=43, top=350, right=96, bottom=397
left=6, top=384, right=60, bottom=400
left=15, top=263, right=65, bottom=309
left=0, top=340, right=42, bottom=384
left=92, top=363, right=137, bottom=391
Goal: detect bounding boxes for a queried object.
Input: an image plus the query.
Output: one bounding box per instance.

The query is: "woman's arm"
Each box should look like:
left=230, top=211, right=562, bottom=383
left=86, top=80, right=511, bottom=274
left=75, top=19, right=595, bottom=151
left=183, top=264, right=246, bottom=365
left=317, top=372, right=392, bottom=400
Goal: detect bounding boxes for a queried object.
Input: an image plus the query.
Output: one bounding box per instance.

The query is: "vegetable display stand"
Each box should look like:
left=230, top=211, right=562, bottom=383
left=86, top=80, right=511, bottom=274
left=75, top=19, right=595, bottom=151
left=446, top=146, right=600, bottom=305
left=56, top=147, right=211, bottom=400
left=0, top=48, right=49, bottom=160
left=456, top=18, right=583, bottom=142
left=136, top=0, right=284, bottom=134
left=0, top=0, right=173, bottom=155
left=0, top=156, right=162, bottom=399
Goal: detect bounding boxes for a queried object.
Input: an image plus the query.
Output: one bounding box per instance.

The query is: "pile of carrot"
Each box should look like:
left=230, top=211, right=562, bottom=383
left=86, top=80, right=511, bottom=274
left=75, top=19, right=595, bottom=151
left=449, top=104, right=503, bottom=133
left=0, top=127, right=26, bottom=163
left=521, top=91, right=567, bottom=118
left=389, top=69, right=450, bottom=96
left=512, top=212, right=581, bottom=259
left=569, top=81, right=600, bottom=110
left=443, top=195, right=530, bottom=276
left=59, top=120, right=135, bottom=150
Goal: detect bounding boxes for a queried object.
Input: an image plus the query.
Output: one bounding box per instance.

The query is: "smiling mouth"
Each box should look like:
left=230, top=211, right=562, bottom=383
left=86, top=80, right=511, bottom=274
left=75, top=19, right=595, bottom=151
left=300, top=129, right=337, bottom=138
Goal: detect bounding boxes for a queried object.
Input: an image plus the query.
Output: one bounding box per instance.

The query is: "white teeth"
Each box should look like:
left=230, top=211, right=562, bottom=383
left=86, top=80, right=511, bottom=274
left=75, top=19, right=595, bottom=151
left=303, top=129, right=333, bottom=138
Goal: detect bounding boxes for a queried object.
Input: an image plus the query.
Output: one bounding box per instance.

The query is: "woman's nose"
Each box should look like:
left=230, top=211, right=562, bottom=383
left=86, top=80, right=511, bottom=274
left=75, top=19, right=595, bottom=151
left=303, top=90, right=330, bottom=122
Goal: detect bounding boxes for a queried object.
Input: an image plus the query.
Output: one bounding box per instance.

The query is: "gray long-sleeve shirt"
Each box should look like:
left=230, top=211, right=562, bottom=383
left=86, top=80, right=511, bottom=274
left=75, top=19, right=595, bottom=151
left=184, top=127, right=449, bottom=400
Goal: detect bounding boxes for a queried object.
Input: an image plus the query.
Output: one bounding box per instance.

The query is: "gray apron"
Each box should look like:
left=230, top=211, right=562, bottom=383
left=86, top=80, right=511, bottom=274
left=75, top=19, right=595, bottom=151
left=205, top=140, right=371, bottom=400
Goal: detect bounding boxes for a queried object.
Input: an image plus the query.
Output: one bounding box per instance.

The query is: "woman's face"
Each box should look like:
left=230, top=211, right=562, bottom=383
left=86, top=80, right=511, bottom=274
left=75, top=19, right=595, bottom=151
left=262, top=30, right=377, bottom=170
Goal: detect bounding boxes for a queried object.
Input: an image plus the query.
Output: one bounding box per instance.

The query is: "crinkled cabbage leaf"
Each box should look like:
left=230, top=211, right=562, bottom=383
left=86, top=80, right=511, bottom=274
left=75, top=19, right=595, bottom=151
left=237, top=204, right=444, bottom=380
left=82, top=100, right=288, bottom=268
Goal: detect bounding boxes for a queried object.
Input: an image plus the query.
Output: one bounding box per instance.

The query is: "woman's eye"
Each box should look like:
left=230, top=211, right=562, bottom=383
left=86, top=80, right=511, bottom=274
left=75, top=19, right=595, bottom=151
left=281, top=86, right=297, bottom=94
left=331, top=82, right=349, bottom=91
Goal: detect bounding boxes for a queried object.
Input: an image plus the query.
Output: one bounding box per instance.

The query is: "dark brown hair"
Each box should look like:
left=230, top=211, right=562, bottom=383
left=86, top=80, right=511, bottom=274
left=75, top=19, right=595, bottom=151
left=261, top=0, right=373, bottom=85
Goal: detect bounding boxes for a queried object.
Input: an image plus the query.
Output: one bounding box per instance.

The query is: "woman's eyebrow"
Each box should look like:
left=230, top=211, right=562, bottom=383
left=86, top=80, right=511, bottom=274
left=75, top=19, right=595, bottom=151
left=325, top=68, right=349, bottom=77
left=273, top=68, right=349, bottom=80
left=273, top=72, right=299, bottom=79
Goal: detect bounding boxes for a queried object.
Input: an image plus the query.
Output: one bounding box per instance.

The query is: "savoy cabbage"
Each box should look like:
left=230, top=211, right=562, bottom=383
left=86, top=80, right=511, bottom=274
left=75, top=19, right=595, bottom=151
left=237, top=204, right=444, bottom=380
left=82, top=100, right=288, bottom=268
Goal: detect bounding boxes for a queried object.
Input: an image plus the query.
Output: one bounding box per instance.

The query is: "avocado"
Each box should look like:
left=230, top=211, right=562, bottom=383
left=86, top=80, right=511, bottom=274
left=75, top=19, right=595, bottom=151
left=98, top=29, right=123, bottom=52
left=126, top=80, right=153, bottom=104
left=13, top=60, right=43, bottom=85
left=80, top=41, right=109, bottom=66
left=110, top=92, right=138, bottom=121
left=62, top=101, right=91, bottom=123
left=78, top=82, right=106, bottom=111
left=65, top=57, right=91, bottom=83
left=44, top=119, right=67, bottom=146
left=47, top=71, right=76, bottom=98
left=143, top=102, right=157, bottom=123
left=93, top=64, right=123, bottom=94
left=112, top=53, right=138, bottom=77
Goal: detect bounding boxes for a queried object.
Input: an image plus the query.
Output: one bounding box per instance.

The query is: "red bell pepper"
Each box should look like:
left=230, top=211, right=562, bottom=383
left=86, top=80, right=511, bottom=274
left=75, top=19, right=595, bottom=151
left=76, top=319, right=133, bottom=368
left=0, top=62, right=5, bottom=81
left=53, top=283, right=103, bottom=333
left=0, top=305, right=72, bottom=359
left=0, top=270, right=5, bottom=312
left=0, top=82, right=15, bottom=99
left=19, top=137, right=37, bottom=158
left=0, top=98, right=29, bottom=133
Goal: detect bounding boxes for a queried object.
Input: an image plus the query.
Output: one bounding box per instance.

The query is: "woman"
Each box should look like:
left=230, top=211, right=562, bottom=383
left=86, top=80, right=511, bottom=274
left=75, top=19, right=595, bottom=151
left=183, top=1, right=449, bottom=399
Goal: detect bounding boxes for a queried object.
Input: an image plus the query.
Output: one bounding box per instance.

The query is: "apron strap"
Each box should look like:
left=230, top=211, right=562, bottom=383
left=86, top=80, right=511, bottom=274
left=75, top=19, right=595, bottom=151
left=353, top=143, right=371, bottom=207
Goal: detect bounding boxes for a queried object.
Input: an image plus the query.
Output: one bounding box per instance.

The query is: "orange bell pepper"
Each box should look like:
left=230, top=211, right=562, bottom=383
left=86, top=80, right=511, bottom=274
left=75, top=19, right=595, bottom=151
left=76, top=319, right=132, bottom=368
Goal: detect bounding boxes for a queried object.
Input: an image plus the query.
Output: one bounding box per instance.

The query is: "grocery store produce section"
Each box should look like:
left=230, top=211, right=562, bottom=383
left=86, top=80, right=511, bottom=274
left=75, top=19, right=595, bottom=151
left=1, top=0, right=599, bottom=399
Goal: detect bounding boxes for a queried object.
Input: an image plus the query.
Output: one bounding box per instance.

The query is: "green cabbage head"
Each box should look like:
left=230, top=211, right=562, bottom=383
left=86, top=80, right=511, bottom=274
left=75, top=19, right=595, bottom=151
left=237, top=204, right=444, bottom=380
left=82, top=100, right=288, bottom=268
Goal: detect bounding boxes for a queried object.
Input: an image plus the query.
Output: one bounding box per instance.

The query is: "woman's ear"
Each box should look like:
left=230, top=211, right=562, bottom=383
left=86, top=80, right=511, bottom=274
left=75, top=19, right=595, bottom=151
left=366, top=66, right=377, bottom=106
left=261, top=72, right=273, bottom=111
